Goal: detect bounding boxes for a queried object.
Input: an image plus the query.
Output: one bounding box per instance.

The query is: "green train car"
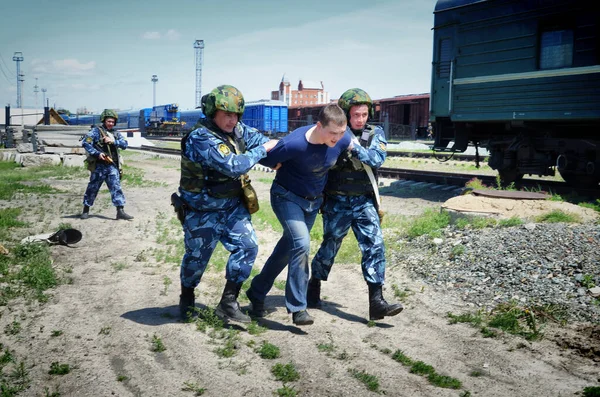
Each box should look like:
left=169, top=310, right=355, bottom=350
left=430, top=0, right=600, bottom=186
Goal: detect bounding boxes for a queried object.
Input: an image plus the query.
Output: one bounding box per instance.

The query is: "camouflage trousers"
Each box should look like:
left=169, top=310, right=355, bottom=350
left=83, top=164, right=125, bottom=207
left=311, top=195, right=386, bottom=285
left=180, top=203, right=258, bottom=288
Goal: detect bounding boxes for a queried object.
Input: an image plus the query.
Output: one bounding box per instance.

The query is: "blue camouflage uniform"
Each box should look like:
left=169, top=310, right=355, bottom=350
left=311, top=124, right=387, bottom=285
left=179, top=119, right=269, bottom=289
left=81, top=126, right=128, bottom=208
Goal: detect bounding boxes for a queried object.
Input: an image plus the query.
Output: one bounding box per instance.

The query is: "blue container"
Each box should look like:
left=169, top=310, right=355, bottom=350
left=180, top=109, right=205, bottom=132
left=242, top=100, right=288, bottom=134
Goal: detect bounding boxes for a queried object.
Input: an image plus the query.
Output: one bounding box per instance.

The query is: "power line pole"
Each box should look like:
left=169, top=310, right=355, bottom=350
left=33, top=78, right=39, bottom=109
left=12, top=52, right=24, bottom=108
left=41, top=88, right=47, bottom=107
left=194, top=40, right=204, bottom=109
left=151, top=74, right=158, bottom=107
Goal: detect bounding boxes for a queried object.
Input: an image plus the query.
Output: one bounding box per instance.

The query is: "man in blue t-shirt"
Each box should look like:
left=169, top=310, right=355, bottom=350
left=246, top=103, right=352, bottom=326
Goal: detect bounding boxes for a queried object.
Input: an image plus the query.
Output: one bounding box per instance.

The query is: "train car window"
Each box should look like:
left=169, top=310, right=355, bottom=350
left=539, top=30, right=573, bottom=69
left=438, top=38, right=452, bottom=78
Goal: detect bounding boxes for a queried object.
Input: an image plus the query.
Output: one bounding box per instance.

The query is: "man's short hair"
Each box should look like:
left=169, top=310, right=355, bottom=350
left=318, top=103, right=347, bottom=127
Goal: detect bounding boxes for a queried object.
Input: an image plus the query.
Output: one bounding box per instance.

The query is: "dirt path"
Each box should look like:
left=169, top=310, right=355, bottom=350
left=1, top=151, right=598, bottom=397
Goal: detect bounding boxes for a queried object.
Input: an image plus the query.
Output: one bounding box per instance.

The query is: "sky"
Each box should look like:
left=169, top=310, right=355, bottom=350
left=0, top=0, right=438, bottom=113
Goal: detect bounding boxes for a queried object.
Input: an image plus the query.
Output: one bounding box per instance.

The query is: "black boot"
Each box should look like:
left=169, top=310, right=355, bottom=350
left=246, top=288, right=267, bottom=318
left=116, top=206, right=134, bottom=220
left=81, top=205, right=90, bottom=219
left=216, top=280, right=251, bottom=323
left=307, top=277, right=322, bottom=309
left=368, top=283, right=403, bottom=321
left=179, top=284, right=196, bottom=320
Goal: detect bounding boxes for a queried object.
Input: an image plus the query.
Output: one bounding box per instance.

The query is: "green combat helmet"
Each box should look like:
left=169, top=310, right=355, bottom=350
left=100, top=109, right=119, bottom=122
left=338, top=88, right=374, bottom=119
left=202, top=85, right=245, bottom=119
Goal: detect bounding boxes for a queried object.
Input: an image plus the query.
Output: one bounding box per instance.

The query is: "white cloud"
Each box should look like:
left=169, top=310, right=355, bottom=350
left=142, top=30, right=180, bottom=40
left=30, top=58, right=96, bottom=76
left=142, top=31, right=161, bottom=39
left=165, top=29, right=180, bottom=40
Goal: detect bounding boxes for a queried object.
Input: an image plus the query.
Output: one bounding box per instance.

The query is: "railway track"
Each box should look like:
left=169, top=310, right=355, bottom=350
left=136, top=145, right=599, bottom=198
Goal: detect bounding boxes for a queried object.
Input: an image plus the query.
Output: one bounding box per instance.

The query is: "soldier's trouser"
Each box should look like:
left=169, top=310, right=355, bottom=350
left=83, top=164, right=125, bottom=207
left=311, top=195, right=385, bottom=285
left=249, top=183, right=321, bottom=313
left=180, top=203, right=258, bottom=289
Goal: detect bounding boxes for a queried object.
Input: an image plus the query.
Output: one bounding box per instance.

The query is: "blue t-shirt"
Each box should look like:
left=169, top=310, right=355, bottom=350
left=262, top=124, right=352, bottom=199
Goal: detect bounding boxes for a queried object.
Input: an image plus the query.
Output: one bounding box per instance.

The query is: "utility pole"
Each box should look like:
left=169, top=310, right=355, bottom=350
left=194, top=40, right=204, bottom=108
left=41, top=88, right=47, bottom=108
left=151, top=74, right=158, bottom=107
left=33, top=78, right=39, bottom=109
left=12, top=52, right=24, bottom=108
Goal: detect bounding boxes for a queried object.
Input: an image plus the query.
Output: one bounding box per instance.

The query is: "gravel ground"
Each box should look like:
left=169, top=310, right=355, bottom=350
left=392, top=223, right=600, bottom=323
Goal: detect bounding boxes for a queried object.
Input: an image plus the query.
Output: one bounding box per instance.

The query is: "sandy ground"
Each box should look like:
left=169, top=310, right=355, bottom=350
left=1, top=151, right=599, bottom=397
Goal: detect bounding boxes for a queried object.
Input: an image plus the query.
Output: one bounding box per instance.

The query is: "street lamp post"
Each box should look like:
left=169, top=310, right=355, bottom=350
left=151, top=75, right=158, bottom=107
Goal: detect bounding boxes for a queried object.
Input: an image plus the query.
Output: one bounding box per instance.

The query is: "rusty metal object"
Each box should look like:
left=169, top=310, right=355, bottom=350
left=472, top=189, right=548, bottom=200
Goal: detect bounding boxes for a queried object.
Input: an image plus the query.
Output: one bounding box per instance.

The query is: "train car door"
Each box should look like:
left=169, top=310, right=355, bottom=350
left=431, top=28, right=455, bottom=118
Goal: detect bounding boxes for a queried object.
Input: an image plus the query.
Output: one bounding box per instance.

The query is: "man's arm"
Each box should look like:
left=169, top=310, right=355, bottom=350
left=186, top=130, right=267, bottom=178
left=350, top=126, right=387, bottom=168
left=113, top=131, right=129, bottom=149
left=81, top=128, right=102, bottom=158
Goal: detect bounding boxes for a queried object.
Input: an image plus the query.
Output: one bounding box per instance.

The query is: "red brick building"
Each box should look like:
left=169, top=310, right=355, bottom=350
left=271, top=75, right=330, bottom=106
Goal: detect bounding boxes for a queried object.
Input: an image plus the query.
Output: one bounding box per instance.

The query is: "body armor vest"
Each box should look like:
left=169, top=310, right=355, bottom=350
left=97, top=126, right=120, bottom=167
left=179, top=120, right=245, bottom=198
left=325, top=124, right=378, bottom=196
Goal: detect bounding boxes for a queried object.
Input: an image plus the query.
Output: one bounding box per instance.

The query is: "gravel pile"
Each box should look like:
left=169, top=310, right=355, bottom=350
left=393, top=222, right=600, bottom=323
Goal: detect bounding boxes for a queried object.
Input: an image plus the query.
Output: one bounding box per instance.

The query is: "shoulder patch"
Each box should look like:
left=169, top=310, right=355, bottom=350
left=379, top=142, right=386, bottom=151
left=85, top=137, right=93, bottom=143
left=218, top=144, right=231, bottom=156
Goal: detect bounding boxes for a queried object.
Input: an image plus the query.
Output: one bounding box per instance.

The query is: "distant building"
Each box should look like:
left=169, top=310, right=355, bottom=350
left=271, top=75, right=330, bottom=106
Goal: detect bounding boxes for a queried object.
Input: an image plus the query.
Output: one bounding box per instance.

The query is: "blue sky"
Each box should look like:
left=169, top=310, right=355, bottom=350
left=0, top=0, right=438, bottom=113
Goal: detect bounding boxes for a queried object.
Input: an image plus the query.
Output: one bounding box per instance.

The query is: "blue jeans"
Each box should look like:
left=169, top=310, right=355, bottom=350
left=249, top=183, right=321, bottom=313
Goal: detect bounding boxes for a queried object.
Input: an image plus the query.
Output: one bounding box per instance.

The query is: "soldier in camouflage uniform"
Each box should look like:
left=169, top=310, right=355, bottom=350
left=81, top=109, right=133, bottom=220
left=308, top=88, right=403, bottom=321
left=178, top=85, right=278, bottom=323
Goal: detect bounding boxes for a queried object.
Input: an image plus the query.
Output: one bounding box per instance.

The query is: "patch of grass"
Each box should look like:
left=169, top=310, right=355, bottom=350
left=405, top=208, right=450, bottom=238
left=449, top=301, right=547, bottom=341
left=182, top=381, right=206, bottom=395
left=151, top=334, right=166, bottom=352
left=450, top=244, right=465, bottom=259
left=581, top=274, right=596, bottom=289
left=48, top=362, right=71, bottom=375
left=465, top=178, right=488, bottom=190
left=117, top=375, right=129, bottom=382
left=195, top=308, right=224, bottom=332
left=213, top=329, right=241, bottom=358
left=535, top=210, right=581, bottom=223
left=497, top=216, right=524, bottom=227
left=111, top=261, right=128, bottom=272
left=161, top=276, right=173, bottom=296
left=247, top=320, right=267, bottom=336
left=391, top=283, right=412, bottom=301
left=583, top=386, right=600, bottom=397
left=275, top=385, right=298, bottom=397
left=0, top=161, right=79, bottom=200
left=348, top=368, right=380, bottom=392
left=579, top=199, right=600, bottom=213
left=252, top=201, right=283, bottom=233
left=120, top=164, right=165, bottom=187
left=257, top=341, right=280, bottom=359
left=388, top=349, right=462, bottom=390
left=273, top=279, right=286, bottom=290
left=317, top=342, right=336, bottom=355
left=99, top=326, right=111, bottom=335
left=271, top=363, right=300, bottom=382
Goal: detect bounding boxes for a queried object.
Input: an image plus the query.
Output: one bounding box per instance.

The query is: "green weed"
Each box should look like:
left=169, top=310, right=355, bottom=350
left=247, top=321, right=267, bottom=336
left=535, top=210, right=581, bottom=223
left=182, top=381, right=206, bottom=395
left=151, top=334, right=166, bottom=352
left=405, top=208, right=450, bottom=238
left=48, top=362, right=71, bottom=375
left=583, top=386, right=600, bottom=397
left=275, top=385, right=298, bottom=397
left=348, top=368, right=380, bottom=392
left=271, top=363, right=300, bottom=382
left=257, top=341, right=280, bottom=359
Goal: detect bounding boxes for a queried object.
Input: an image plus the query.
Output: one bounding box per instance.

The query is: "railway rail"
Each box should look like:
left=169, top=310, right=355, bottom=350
left=136, top=145, right=599, bottom=198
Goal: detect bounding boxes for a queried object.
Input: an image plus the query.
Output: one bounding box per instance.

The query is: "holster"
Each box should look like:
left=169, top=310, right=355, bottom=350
left=170, top=193, right=188, bottom=225
left=241, top=175, right=259, bottom=215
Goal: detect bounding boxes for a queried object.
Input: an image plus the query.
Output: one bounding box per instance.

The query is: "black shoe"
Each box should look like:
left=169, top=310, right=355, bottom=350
left=292, top=310, right=314, bottom=326
left=116, top=206, right=134, bottom=220
left=246, top=288, right=267, bottom=318
left=307, top=277, right=322, bottom=309
left=179, top=285, right=196, bottom=320
left=215, top=280, right=251, bottom=323
left=81, top=206, right=90, bottom=219
left=368, top=283, right=403, bottom=321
